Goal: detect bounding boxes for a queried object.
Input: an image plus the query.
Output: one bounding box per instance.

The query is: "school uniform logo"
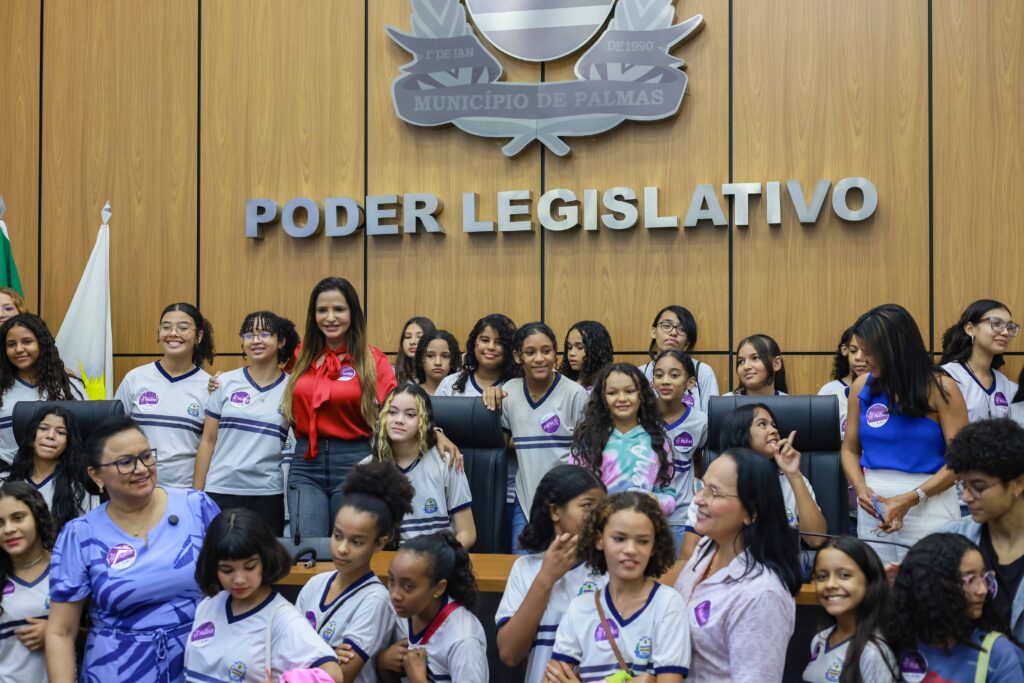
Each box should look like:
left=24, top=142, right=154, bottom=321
left=2, top=580, right=13, bottom=595
left=106, top=543, right=137, bottom=570
left=898, top=650, right=928, bottom=683
left=338, top=367, right=357, bottom=382
left=323, top=621, right=336, bottom=640
left=424, top=498, right=439, bottom=514
left=865, top=403, right=889, bottom=428
left=825, top=660, right=842, bottom=682
left=540, top=413, right=562, bottom=433
left=785, top=506, right=796, bottom=527
left=190, top=622, right=216, bottom=647
left=674, top=432, right=694, bottom=449
left=229, top=661, right=247, bottom=682
left=578, top=581, right=600, bottom=596
left=693, top=600, right=711, bottom=627
left=994, top=392, right=1009, bottom=407
left=386, top=0, right=704, bottom=157
left=634, top=636, right=653, bottom=660
left=230, top=390, right=251, bottom=407
left=137, top=391, right=160, bottom=412
left=187, top=402, right=201, bottom=418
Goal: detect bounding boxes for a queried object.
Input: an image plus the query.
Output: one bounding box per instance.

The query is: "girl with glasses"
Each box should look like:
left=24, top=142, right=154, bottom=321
left=888, top=533, right=1024, bottom=682
left=944, top=419, right=1024, bottom=640
left=192, top=311, right=300, bottom=534
left=940, top=299, right=1020, bottom=422
left=114, top=303, right=215, bottom=489
left=639, top=305, right=719, bottom=412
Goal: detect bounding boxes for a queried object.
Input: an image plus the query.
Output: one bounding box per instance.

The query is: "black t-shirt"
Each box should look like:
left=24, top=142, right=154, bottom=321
left=979, top=525, right=1024, bottom=624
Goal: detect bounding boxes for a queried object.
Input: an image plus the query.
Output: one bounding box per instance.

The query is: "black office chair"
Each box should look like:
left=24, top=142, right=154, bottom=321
left=430, top=396, right=509, bottom=553
left=13, top=400, right=126, bottom=444
left=703, top=394, right=848, bottom=535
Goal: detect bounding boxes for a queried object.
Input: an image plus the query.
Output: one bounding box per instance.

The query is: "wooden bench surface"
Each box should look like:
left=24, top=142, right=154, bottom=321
left=276, top=552, right=820, bottom=606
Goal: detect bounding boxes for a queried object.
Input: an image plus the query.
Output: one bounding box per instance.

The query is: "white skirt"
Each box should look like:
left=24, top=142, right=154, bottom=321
left=857, top=468, right=960, bottom=564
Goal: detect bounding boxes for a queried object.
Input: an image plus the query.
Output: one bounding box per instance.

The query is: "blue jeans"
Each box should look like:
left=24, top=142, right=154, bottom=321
left=287, top=438, right=370, bottom=538
left=511, top=497, right=529, bottom=555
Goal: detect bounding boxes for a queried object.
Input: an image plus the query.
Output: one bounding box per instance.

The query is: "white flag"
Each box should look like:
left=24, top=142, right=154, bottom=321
left=56, top=202, right=113, bottom=399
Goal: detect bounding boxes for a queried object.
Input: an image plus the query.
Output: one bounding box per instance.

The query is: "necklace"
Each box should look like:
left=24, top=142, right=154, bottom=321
left=13, top=552, right=45, bottom=570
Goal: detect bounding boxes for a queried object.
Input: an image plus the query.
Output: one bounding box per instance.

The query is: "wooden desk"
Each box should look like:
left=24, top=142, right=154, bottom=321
left=276, top=552, right=821, bottom=606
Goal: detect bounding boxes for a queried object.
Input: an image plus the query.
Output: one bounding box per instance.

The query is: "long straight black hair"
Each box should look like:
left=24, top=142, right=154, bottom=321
left=695, top=448, right=802, bottom=596
left=852, top=304, right=949, bottom=417
left=940, top=298, right=1011, bottom=370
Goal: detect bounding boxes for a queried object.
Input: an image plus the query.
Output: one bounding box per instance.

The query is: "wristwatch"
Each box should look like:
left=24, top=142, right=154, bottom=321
left=914, top=487, right=928, bottom=505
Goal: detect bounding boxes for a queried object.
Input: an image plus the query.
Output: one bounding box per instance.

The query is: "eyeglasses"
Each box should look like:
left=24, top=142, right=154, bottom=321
left=962, top=570, right=998, bottom=597
left=159, top=323, right=196, bottom=334
left=959, top=479, right=1001, bottom=499
left=657, top=321, right=688, bottom=336
left=693, top=479, right=740, bottom=501
left=981, top=317, right=1021, bottom=337
left=240, top=331, right=273, bottom=343
left=0, top=305, right=18, bottom=315
left=94, top=448, right=158, bottom=474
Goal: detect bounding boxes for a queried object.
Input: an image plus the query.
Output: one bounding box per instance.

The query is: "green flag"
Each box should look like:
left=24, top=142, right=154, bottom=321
left=0, top=196, right=23, bottom=295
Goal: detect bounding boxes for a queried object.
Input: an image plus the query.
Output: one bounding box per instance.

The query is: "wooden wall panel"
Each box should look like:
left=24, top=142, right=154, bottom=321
left=933, top=0, right=1024, bottom=337
left=365, top=0, right=543, bottom=351
left=544, top=0, right=730, bottom=355
left=0, top=0, right=40, bottom=312
left=200, top=0, right=365, bottom=335
left=41, top=0, right=198, bottom=353
left=732, top=0, right=930, bottom=351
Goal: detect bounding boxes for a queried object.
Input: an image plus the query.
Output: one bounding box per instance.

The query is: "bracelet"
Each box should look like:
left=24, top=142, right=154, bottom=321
left=434, top=427, right=445, bottom=434
left=914, top=487, right=927, bottom=505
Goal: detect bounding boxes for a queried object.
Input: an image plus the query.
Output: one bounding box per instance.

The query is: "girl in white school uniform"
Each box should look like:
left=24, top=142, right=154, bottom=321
left=547, top=491, right=690, bottom=683
left=940, top=299, right=1019, bottom=422
left=495, top=465, right=606, bottom=683
left=115, top=303, right=214, bottom=489
left=193, top=311, right=299, bottom=535
left=364, top=383, right=475, bottom=549
left=413, top=329, right=461, bottom=396
left=818, top=326, right=867, bottom=439
left=0, top=314, right=83, bottom=465
left=185, top=508, right=342, bottom=683
left=483, top=322, right=589, bottom=553
left=0, top=483, right=56, bottom=683
left=727, top=333, right=788, bottom=396
left=640, top=305, right=719, bottom=412
left=434, top=313, right=517, bottom=398
left=296, top=461, right=414, bottom=683
left=377, top=531, right=489, bottom=683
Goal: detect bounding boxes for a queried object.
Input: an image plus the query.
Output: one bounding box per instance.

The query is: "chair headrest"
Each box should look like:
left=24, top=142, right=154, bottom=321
left=429, top=396, right=504, bottom=448
left=12, top=400, right=126, bottom=445
left=707, top=394, right=841, bottom=452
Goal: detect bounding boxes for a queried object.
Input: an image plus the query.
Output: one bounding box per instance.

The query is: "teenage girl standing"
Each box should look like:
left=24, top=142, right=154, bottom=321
left=639, top=306, right=719, bottom=412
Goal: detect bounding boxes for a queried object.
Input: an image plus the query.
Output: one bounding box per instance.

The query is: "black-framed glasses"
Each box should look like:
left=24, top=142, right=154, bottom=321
left=240, top=331, right=273, bottom=343
left=94, top=449, right=158, bottom=474
left=657, top=321, right=688, bottom=336
left=981, top=317, right=1021, bottom=337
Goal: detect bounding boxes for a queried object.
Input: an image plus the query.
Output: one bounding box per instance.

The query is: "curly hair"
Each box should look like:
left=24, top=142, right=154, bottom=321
left=559, top=321, right=614, bottom=387
left=886, top=533, right=1017, bottom=654
left=519, top=465, right=605, bottom=553
left=831, top=326, right=855, bottom=381
left=571, top=363, right=671, bottom=486
left=370, top=382, right=437, bottom=463
left=0, top=482, right=58, bottom=617
left=238, top=310, right=300, bottom=365
left=0, top=314, right=79, bottom=407
left=161, top=303, right=215, bottom=367
left=452, top=313, right=518, bottom=394
left=395, top=317, right=436, bottom=384
left=735, top=333, right=788, bottom=394
left=940, top=299, right=1011, bottom=370
left=401, top=530, right=479, bottom=612
left=945, top=418, right=1024, bottom=481
left=414, top=329, right=462, bottom=385
left=3, top=407, right=93, bottom=531
left=577, top=491, right=675, bottom=579
left=340, top=460, right=415, bottom=544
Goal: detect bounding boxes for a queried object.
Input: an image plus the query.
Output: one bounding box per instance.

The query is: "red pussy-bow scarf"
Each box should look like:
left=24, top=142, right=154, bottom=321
left=304, top=344, right=347, bottom=460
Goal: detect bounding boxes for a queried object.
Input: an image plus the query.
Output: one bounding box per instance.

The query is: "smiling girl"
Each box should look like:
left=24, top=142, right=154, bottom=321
left=186, top=508, right=342, bottom=682
left=192, top=311, right=300, bottom=534
left=436, top=314, right=517, bottom=398
left=547, top=491, right=689, bottom=683
left=728, top=334, right=787, bottom=396
left=0, top=314, right=83, bottom=465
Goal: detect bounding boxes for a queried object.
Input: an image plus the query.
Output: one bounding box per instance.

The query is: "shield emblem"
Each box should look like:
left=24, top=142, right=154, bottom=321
left=465, top=0, right=617, bottom=62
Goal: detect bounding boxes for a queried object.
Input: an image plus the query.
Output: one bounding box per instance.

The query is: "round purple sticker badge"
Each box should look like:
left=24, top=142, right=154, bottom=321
left=305, top=611, right=317, bottom=628
left=898, top=650, right=928, bottom=683
left=594, top=620, right=620, bottom=642
left=540, top=413, right=561, bottom=434
left=674, top=432, right=694, bottom=449
left=2, top=580, right=14, bottom=596
left=693, top=600, right=712, bottom=627
left=229, top=390, right=251, bottom=407
left=865, top=403, right=889, bottom=428
left=682, top=394, right=695, bottom=408
left=190, top=621, right=216, bottom=647
left=994, top=392, right=1008, bottom=408
left=106, top=543, right=137, bottom=570
left=137, top=391, right=160, bottom=411
left=338, top=367, right=357, bottom=382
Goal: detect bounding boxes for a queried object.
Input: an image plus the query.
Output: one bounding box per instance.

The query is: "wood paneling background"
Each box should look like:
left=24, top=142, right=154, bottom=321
left=0, top=0, right=1020, bottom=395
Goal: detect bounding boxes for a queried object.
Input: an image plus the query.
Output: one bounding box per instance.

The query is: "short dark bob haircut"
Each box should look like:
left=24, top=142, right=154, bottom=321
left=195, top=508, right=292, bottom=597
